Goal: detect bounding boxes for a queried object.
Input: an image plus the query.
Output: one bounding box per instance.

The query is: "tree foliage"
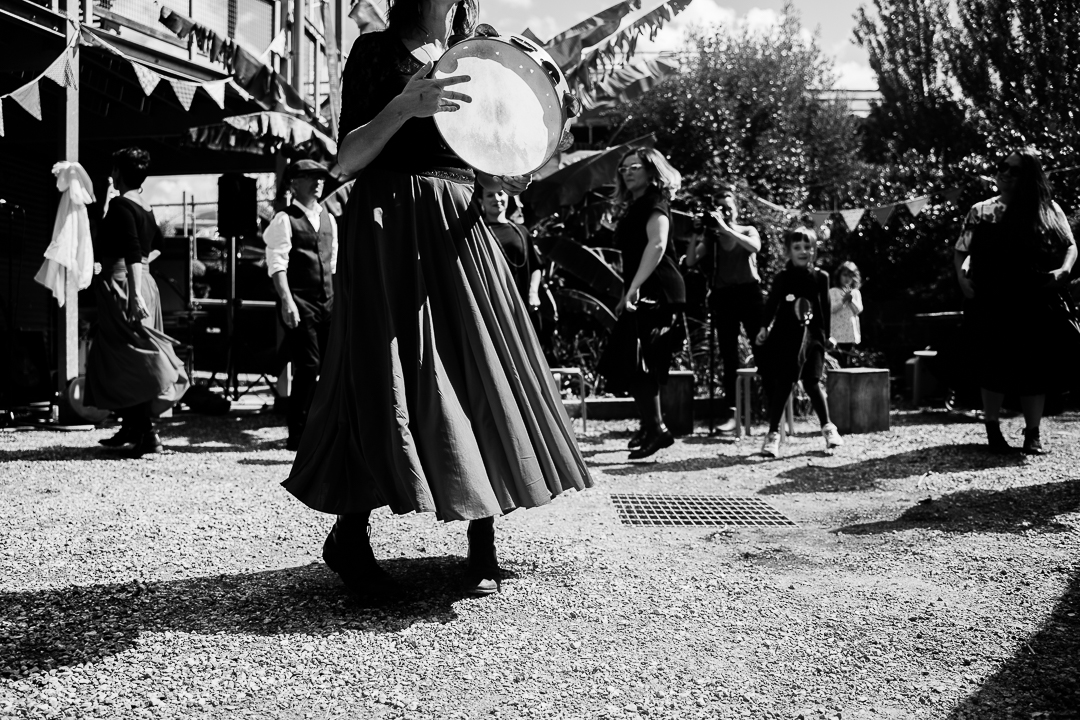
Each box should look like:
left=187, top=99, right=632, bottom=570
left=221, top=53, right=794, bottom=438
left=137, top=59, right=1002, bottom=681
left=614, top=1, right=863, bottom=211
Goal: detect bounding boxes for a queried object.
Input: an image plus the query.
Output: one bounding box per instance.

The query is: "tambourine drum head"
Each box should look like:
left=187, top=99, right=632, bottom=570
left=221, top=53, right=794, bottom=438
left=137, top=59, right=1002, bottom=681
left=434, top=40, right=564, bottom=176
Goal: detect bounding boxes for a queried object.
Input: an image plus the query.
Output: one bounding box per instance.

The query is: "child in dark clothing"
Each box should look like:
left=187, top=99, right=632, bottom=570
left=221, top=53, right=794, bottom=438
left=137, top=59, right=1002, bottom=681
left=754, top=226, right=844, bottom=457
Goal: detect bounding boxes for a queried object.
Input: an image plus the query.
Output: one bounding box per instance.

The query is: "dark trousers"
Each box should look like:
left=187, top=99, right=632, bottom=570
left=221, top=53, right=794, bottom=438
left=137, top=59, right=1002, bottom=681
left=709, top=283, right=764, bottom=409
left=119, top=401, right=152, bottom=434
left=285, top=302, right=331, bottom=438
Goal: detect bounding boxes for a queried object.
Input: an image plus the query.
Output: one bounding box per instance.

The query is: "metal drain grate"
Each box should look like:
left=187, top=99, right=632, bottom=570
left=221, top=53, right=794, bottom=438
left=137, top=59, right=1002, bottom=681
left=610, top=494, right=797, bottom=527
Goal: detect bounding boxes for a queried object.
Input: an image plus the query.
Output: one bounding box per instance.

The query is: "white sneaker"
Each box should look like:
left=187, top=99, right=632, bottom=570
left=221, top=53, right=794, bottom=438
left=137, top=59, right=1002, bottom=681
left=822, top=422, right=844, bottom=449
left=761, top=431, right=781, bottom=458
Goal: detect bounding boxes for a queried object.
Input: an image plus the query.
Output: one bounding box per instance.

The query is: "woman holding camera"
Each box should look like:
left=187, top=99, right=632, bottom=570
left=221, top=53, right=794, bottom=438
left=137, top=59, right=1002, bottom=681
left=954, top=147, right=1078, bottom=454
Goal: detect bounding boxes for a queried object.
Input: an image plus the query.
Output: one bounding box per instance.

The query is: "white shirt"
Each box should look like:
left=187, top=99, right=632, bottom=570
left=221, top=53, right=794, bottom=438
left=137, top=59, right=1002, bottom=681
left=263, top=199, right=339, bottom=277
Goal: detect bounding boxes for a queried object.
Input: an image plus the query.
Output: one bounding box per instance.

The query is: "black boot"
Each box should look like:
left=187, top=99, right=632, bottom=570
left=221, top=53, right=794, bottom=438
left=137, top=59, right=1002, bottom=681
left=129, top=431, right=163, bottom=457
left=99, top=425, right=141, bottom=447
left=627, top=426, right=648, bottom=449
left=628, top=424, right=674, bottom=460
left=465, top=517, right=500, bottom=597
left=322, top=514, right=399, bottom=596
left=984, top=421, right=1013, bottom=454
left=1022, top=427, right=1047, bottom=455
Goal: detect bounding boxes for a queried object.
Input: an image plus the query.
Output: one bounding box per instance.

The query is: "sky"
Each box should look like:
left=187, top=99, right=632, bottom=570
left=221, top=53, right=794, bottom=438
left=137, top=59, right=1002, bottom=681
left=482, top=0, right=876, bottom=90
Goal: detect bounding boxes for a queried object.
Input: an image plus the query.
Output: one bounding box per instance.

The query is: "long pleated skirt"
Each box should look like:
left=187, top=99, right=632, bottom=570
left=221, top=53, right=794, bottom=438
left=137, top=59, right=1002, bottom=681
left=84, top=259, right=189, bottom=414
left=283, top=170, right=592, bottom=522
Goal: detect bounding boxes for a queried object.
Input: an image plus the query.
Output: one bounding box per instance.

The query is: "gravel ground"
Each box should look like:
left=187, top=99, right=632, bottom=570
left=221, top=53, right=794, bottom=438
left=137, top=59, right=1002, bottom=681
left=1, top=409, right=1078, bottom=720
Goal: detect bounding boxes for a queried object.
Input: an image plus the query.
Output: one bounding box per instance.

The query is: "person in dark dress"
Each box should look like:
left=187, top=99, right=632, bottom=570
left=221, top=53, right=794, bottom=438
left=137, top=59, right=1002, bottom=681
left=283, top=0, right=592, bottom=598
left=597, top=147, right=685, bottom=460
left=85, top=147, right=189, bottom=456
left=754, top=225, right=843, bottom=458
left=263, top=159, right=338, bottom=451
left=954, top=147, right=1078, bottom=454
left=686, top=184, right=764, bottom=433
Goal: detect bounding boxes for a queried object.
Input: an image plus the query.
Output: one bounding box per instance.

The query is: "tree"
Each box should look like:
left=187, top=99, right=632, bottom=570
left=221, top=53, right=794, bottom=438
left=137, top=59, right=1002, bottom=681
left=614, top=1, right=863, bottom=211
left=853, top=0, right=978, bottom=164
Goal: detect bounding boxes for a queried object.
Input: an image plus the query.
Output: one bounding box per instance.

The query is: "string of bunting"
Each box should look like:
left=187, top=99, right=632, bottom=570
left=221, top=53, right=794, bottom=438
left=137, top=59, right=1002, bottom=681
left=0, top=20, right=79, bottom=137
left=747, top=186, right=967, bottom=232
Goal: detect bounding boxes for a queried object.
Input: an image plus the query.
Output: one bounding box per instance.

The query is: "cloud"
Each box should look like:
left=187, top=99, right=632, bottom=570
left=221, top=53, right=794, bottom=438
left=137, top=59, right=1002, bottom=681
left=142, top=175, right=220, bottom=208
left=521, top=14, right=561, bottom=40
left=493, top=0, right=533, bottom=8
left=833, top=61, right=878, bottom=91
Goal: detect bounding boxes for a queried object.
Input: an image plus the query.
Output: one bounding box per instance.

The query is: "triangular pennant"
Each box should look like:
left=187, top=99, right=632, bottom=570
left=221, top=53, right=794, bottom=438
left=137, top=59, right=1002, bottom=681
left=202, top=80, right=226, bottom=109
left=839, top=208, right=865, bottom=231
left=905, top=196, right=930, bottom=217
left=64, top=58, right=78, bottom=90
left=10, top=81, right=42, bottom=120
left=170, top=79, right=197, bottom=110
left=871, top=204, right=895, bottom=226
left=44, top=54, right=68, bottom=88
left=810, top=212, right=831, bottom=228
left=131, top=63, right=161, bottom=96
left=944, top=187, right=963, bottom=205
left=0, top=101, right=5, bottom=137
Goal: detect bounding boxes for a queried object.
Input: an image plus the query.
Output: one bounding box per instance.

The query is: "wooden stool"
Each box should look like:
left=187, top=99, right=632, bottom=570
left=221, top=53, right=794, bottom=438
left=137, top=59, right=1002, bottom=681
left=734, top=367, right=794, bottom=440
left=550, top=367, right=587, bottom=433
left=826, top=368, right=890, bottom=433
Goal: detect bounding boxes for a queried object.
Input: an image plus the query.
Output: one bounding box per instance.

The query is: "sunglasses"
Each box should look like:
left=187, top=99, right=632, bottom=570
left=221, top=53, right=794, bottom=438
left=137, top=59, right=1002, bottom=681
left=618, top=163, right=644, bottom=174
left=996, top=160, right=1021, bottom=177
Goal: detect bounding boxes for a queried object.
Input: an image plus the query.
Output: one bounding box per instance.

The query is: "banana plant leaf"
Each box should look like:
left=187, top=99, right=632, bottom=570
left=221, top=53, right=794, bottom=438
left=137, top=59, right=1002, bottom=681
left=521, top=133, right=655, bottom=219
left=552, top=287, right=618, bottom=333
left=535, top=235, right=623, bottom=307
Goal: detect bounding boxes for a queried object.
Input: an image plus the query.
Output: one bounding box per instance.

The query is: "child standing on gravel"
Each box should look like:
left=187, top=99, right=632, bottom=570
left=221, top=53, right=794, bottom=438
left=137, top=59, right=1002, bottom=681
left=754, top=225, right=843, bottom=457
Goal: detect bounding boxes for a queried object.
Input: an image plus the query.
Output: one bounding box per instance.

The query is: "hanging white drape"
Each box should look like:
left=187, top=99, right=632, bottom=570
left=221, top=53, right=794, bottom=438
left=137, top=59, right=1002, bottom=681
left=34, top=161, right=96, bottom=307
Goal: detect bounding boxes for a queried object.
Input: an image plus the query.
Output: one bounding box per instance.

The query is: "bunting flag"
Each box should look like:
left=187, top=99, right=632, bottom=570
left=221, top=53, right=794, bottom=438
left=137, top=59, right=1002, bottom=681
left=871, top=205, right=894, bottom=226
left=170, top=80, right=198, bottom=110
left=203, top=80, right=227, bottom=109
left=839, top=209, right=865, bottom=231
left=809, top=211, right=831, bottom=228
left=10, top=82, right=42, bottom=121
left=905, top=196, right=930, bottom=217
left=43, top=54, right=69, bottom=89
left=63, top=58, right=78, bottom=90
left=131, top=62, right=162, bottom=96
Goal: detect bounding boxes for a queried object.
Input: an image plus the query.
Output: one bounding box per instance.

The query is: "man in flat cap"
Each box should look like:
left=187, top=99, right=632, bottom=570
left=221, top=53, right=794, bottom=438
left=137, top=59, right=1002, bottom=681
left=264, top=159, right=338, bottom=450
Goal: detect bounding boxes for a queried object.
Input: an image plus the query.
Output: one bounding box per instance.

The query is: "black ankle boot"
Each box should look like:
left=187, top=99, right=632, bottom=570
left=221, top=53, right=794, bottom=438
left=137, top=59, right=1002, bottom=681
left=627, top=426, right=648, bottom=449
left=465, top=517, right=499, bottom=596
left=1022, top=427, right=1047, bottom=455
left=628, top=424, right=674, bottom=460
left=323, top=515, right=398, bottom=595
left=99, top=425, right=141, bottom=447
left=984, top=421, right=1012, bottom=454
left=129, top=431, right=163, bottom=457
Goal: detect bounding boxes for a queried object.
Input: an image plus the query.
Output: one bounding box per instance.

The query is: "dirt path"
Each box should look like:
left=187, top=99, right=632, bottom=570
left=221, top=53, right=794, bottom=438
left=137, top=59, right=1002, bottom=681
left=1, top=411, right=1077, bottom=719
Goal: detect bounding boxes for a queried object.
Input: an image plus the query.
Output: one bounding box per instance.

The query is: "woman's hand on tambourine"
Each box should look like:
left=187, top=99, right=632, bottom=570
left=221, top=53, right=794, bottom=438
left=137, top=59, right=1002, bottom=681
left=401, top=62, right=472, bottom=117
left=477, top=172, right=532, bottom=196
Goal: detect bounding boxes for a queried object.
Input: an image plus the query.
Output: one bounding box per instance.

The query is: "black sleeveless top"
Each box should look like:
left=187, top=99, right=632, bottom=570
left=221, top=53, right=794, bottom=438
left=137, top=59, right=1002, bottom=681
left=97, top=196, right=163, bottom=264
left=339, top=31, right=473, bottom=180
left=613, top=186, right=686, bottom=304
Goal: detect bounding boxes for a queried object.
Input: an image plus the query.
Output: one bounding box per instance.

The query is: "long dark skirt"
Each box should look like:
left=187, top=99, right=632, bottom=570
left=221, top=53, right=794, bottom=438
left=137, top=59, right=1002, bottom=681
left=84, top=259, right=188, bottom=413
left=283, top=170, right=592, bottom=522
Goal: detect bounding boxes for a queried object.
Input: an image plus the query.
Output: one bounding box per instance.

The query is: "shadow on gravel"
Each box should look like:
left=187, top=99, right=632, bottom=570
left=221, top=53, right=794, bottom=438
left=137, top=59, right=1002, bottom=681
left=759, top=443, right=1024, bottom=494
left=947, top=566, right=1080, bottom=719
left=836, top=479, right=1080, bottom=535
left=0, top=556, right=475, bottom=679
left=601, top=454, right=760, bottom=475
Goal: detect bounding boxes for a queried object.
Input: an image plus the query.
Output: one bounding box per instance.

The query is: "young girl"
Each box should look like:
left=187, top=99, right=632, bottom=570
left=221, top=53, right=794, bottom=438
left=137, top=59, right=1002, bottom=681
left=829, top=261, right=863, bottom=366
left=755, top=226, right=843, bottom=457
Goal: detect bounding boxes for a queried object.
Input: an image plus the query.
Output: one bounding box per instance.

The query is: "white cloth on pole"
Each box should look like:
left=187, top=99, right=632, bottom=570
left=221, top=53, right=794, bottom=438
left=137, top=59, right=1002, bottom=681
left=34, top=161, right=96, bottom=307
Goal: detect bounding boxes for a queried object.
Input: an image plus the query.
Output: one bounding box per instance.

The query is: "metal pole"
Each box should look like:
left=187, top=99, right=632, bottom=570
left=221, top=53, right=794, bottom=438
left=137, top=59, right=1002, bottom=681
left=291, top=0, right=306, bottom=97
left=55, top=1, right=81, bottom=413
left=227, top=235, right=238, bottom=400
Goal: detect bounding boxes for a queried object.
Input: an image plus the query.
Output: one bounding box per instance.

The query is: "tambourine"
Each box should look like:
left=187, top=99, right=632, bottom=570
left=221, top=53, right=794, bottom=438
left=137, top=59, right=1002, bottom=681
left=432, top=28, right=579, bottom=176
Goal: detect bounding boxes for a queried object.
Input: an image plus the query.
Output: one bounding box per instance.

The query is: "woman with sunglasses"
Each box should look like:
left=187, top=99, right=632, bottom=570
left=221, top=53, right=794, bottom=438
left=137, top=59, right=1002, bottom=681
left=954, top=148, right=1078, bottom=454
left=597, top=147, right=685, bottom=459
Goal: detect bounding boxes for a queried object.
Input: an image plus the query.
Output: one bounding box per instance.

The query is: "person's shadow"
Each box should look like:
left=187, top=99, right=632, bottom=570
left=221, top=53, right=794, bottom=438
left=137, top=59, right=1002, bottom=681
left=0, top=557, right=471, bottom=680
left=759, top=444, right=1024, bottom=494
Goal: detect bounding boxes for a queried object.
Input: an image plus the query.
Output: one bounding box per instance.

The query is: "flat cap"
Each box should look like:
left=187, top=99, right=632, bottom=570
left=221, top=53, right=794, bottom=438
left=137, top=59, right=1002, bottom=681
left=287, top=159, right=329, bottom=178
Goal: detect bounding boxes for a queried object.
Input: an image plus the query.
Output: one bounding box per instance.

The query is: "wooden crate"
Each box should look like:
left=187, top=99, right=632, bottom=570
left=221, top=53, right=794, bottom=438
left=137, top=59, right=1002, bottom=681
left=826, top=368, right=890, bottom=434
